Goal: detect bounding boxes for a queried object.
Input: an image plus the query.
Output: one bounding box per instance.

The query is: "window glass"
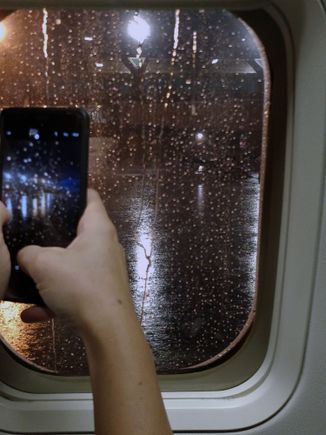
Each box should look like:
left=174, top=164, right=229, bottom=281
left=0, top=8, right=269, bottom=374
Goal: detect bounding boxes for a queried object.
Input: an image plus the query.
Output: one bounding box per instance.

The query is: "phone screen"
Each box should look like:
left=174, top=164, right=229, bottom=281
left=0, top=107, right=89, bottom=303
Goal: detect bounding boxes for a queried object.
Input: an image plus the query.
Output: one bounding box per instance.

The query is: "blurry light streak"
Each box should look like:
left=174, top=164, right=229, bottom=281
left=164, top=9, right=180, bottom=110
left=32, top=198, right=38, bottom=217
left=192, top=31, right=197, bottom=59
left=40, top=193, right=46, bottom=216
left=46, top=193, right=52, bottom=209
left=42, top=8, right=48, bottom=59
left=6, top=198, right=13, bottom=214
left=197, top=184, right=205, bottom=212
left=191, top=31, right=198, bottom=116
left=0, top=22, right=6, bottom=42
left=172, top=9, right=180, bottom=58
left=21, top=195, right=27, bottom=218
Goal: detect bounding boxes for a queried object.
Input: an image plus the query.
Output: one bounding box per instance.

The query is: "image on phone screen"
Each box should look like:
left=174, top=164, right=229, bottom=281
left=0, top=107, right=88, bottom=303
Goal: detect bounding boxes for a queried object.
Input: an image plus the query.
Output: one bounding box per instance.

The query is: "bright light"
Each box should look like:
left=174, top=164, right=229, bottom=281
left=0, top=22, right=6, bottom=42
left=3, top=172, right=11, bottom=180
left=127, top=15, right=150, bottom=44
left=196, top=132, right=204, bottom=140
left=195, top=132, right=205, bottom=144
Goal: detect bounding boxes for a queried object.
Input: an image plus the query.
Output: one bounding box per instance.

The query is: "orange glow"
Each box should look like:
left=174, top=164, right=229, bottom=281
left=0, top=301, right=26, bottom=344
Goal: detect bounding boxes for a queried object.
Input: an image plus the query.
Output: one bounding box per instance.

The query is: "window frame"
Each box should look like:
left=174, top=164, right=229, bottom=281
left=0, top=0, right=325, bottom=432
left=0, top=4, right=278, bottom=390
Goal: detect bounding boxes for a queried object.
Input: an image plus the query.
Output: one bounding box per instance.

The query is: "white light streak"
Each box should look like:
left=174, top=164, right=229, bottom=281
left=192, top=31, right=197, bottom=56
left=173, top=9, right=180, bottom=51
left=21, top=196, right=27, bottom=219
left=42, top=8, right=48, bottom=59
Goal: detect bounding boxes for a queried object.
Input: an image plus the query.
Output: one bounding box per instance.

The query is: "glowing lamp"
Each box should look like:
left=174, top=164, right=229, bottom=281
left=127, top=15, right=150, bottom=44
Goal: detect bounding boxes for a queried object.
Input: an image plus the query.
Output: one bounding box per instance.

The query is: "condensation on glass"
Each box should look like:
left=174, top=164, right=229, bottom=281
left=0, top=8, right=269, bottom=374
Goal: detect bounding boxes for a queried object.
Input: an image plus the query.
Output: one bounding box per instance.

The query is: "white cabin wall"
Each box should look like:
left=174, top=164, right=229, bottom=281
left=0, top=0, right=326, bottom=433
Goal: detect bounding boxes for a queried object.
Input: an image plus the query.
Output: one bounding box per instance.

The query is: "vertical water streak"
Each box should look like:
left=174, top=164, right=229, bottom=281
left=191, top=31, right=198, bottom=115
left=42, top=8, right=48, bottom=60
left=139, top=9, right=181, bottom=323
left=172, top=9, right=180, bottom=60
left=164, top=9, right=180, bottom=109
left=42, top=8, right=49, bottom=103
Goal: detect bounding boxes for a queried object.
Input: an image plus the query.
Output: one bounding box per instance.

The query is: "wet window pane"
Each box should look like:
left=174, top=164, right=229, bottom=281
left=0, top=9, right=269, bottom=374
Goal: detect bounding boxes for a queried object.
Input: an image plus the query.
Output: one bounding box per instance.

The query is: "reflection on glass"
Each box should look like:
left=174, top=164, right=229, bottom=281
left=0, top=22, right=6, bottom=42
left=0, top=8, right=269, bottom=374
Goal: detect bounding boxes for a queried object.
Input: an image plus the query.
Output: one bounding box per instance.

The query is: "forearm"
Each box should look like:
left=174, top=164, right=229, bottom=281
left=81, top=300, right=172, bottom=435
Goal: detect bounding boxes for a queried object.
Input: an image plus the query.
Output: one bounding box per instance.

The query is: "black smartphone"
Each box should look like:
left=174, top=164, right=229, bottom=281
left=0, top=107, right=89, bottom=304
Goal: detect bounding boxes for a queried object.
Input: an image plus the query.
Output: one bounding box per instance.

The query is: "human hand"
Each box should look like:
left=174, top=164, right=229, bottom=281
left=18, top=189, right=134, bottom=332
left=0, top=201, right=11, bottom=300
left=18, top=192, right=172, bottom=435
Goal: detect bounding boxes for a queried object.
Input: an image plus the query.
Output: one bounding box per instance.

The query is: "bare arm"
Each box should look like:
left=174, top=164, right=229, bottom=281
left=1, top=191, right=172, bottom=435
left=82, top=305, right=171, bottom=435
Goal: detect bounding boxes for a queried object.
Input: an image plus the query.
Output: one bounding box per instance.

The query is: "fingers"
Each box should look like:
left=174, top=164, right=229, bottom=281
left=77, top=188, right=117, bottom=238
left=0, top=201, right=10, bottom=226
left=17, top=245, right=44, bottom=278
left=20, top=306, right=54, bottom=323
left=0, top=202, right=10, bottom=246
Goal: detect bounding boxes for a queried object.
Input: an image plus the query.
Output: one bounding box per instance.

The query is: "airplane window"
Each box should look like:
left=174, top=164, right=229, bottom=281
left=0, top=8, right=269, bottom=374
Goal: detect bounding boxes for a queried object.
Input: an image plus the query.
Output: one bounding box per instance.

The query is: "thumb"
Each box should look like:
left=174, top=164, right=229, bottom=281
left=17, top=245, right=64, bottom=282
left=21, top=305, right=55, bottom=323
left=76, top=189, right=115, bottom=236
left=17, top=245, right=43, bottom=277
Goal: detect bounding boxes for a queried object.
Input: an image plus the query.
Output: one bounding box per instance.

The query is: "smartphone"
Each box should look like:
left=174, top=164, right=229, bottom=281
left=0, top=107, right=89, bottom=304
